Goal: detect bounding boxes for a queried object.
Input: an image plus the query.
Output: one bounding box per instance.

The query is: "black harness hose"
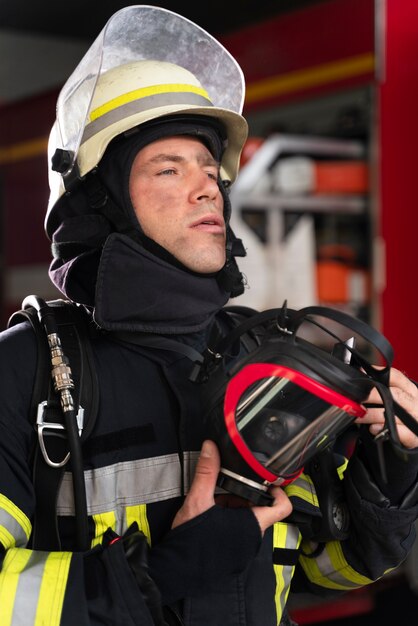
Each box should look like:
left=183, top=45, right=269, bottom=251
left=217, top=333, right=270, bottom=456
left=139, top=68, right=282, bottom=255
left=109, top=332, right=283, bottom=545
left=23, top=295, right=90, bottom=552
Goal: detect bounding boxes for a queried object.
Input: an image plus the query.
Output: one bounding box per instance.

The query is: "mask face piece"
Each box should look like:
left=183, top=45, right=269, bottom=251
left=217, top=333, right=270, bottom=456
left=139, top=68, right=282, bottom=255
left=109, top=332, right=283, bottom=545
left=223, top=362, right=366, bottom=486
left=197, top=304, right=398, bottom=506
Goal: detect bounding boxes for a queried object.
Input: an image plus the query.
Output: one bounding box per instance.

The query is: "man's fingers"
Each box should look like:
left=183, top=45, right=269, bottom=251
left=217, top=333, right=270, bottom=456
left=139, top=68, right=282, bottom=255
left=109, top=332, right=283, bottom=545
left=173, top=442, right=293, bottom=535
left=252, top=487, right=293, bottom=535
left=355, top=367, right=418, bottom=449
left=171, top=440, right=220, bottom=528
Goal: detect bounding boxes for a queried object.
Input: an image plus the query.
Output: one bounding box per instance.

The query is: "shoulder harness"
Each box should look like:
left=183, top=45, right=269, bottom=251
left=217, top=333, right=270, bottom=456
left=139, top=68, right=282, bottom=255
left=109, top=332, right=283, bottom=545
left=8, top=296, right=99, bottom=551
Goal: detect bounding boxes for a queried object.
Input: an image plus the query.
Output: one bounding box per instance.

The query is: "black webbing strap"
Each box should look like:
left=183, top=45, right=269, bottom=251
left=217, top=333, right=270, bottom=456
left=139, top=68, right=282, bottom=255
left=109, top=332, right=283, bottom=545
left=393, top=400, right=418, bottom=437
left=273, top=547, right=300, bottom=566
left=211, top=304, right=394, bottom=368
left=31, top=418, right=69, bottom=549
left=8, top=300, right=99, bottom=550
left=293, top=305, right=394, bottom=368
left=208, top=308, right=289, bottom=358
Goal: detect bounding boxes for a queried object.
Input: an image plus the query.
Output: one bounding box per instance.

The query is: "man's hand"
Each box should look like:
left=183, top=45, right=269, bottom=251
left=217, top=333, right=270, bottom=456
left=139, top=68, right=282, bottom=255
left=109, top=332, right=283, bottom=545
left=172, top=439, right=292, bottom=535
left=356, top=367, right=418, bottom=448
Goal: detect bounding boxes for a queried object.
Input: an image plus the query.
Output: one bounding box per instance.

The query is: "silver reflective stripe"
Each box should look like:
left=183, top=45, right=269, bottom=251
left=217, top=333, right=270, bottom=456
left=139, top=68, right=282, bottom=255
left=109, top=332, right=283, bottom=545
left=282, top=524, right=300, bottom=592
left=288, top=473, right=314, bottom=492
left=10, top=551, right=46, bottom=626
left=56, top=451, right=199, bottom=516
left=0, top=510, right=28, bottom=548
left=81, top=92, right=214, bottom=144
left=183, top=450, right=199, bottom=494
left=0, top=501, right=31, bottom=548
left=274, top=523, right=301, bottom=621
left=285, top=473, right=318, bottom=507
left=302, top=542, right=364, bottom=589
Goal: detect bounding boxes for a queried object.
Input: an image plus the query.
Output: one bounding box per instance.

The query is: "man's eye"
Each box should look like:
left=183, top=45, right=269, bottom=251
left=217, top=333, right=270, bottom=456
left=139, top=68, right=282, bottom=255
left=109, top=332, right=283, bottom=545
left=158, top=168, right=176, bottom=176
left=206, top=171, right=218, bottom=180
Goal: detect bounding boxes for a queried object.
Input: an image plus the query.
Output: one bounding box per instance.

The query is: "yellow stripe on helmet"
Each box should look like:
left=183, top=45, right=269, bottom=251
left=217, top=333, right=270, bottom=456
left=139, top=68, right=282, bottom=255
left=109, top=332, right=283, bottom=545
left=90, top=83, right=211, bottom=122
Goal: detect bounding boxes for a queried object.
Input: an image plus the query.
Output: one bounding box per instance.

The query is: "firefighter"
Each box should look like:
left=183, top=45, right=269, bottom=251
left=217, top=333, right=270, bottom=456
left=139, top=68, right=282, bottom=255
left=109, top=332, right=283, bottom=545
left=0, top=6, right=418, bottom=626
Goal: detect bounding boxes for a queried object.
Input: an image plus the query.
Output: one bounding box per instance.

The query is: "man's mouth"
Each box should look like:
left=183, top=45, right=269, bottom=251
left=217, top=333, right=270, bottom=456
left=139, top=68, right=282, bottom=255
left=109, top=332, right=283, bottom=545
left=191, top=215, right=225, bottom=233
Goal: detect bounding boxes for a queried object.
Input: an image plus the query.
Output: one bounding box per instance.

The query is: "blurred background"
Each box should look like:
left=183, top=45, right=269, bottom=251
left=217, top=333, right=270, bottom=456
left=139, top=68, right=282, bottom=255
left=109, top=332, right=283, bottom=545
left=1, top=1, right=418, bottom=622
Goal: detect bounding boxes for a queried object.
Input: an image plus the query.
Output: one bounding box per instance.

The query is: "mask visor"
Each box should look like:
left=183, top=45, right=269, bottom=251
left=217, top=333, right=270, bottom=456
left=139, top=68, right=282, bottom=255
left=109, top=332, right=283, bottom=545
left=224, top=363, right=366, bottom=483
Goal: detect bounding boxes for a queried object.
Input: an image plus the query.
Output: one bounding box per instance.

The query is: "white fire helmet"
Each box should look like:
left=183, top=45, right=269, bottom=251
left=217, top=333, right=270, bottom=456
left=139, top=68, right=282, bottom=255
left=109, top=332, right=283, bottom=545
left=46, top=5, right=248, bottom=230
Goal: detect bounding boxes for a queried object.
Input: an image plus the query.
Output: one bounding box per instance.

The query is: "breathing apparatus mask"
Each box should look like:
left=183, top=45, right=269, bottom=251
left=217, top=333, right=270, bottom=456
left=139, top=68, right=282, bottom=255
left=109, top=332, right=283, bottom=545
left=191, top=303, right=418, bottom=509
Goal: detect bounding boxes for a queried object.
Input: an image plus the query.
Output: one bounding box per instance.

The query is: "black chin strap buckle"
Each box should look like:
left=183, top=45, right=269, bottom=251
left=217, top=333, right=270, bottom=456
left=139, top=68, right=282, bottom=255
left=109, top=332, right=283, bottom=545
left=230, top=237, right=246, bottom=257
left=51, top=149, right=83, bottom=193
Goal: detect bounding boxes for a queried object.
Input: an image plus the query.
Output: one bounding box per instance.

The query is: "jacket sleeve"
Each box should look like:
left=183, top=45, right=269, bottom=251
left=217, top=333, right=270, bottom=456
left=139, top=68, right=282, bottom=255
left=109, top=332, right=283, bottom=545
left=292, top=430, right=418, bottom=595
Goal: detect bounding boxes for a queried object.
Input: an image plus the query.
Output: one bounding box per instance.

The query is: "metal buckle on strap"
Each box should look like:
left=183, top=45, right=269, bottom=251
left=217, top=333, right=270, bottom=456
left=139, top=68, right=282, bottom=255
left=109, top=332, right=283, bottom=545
left=36, top=401, right=85, bottom=468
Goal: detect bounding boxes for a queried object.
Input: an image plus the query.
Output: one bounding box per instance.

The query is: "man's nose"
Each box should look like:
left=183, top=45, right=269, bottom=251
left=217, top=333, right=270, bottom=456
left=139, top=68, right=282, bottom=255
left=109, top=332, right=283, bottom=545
left=189, top=170, right=220, bottom=203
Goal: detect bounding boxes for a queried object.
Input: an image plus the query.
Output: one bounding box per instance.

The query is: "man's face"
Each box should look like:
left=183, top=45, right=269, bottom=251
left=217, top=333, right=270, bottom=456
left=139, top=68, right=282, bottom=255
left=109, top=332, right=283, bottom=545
left=129, top=135, right=226, bottom=273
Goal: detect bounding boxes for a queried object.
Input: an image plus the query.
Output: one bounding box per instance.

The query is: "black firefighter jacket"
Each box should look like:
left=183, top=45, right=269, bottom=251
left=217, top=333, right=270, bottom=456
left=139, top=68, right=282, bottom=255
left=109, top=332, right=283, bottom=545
left=0, top=314, right=418, bottom=626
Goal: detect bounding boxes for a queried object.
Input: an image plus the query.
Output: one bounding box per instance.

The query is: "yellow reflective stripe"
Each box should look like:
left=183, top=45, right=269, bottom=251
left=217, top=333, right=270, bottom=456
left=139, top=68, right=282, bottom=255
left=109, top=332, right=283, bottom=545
left=299, top=540, right=374, bottom=590
left=337, top=458, right=348, bottom=480
left=0, top=527, right=15, bottom=551
left=35, top=552, right=72, bottom=626
left=273, top=523, right=302, bottom=624
left=126, top=504, right=151, bottom=545
left=0, top=494, right=31, bottom=545
left=273, top=523, right=287, bottom=622
left=91, top=511, right=117, bottom=547
left=326, top=541, right=374, bottom=586
left=285, top=483, right=318, bottom=506
left=0, top=549, right=32, bottom=625
left=90, top=83, right=210, bottom=122
left=285, top=474, right=318, bottom=507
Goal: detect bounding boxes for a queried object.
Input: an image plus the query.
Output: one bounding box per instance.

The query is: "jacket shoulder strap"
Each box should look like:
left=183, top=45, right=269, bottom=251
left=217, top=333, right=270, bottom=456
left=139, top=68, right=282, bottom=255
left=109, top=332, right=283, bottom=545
left=8, top=297, right=99, bottom=550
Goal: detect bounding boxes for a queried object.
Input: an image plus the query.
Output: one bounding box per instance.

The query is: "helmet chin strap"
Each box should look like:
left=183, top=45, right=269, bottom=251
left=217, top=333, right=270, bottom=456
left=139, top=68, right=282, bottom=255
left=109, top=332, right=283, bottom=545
left=215, top=177, right=247, bottom=298
left=215, top=226, right=246, bottom=297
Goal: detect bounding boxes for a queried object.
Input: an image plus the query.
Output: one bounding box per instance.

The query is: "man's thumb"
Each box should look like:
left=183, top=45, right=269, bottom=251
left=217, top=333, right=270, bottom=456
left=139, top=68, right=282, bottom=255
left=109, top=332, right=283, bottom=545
left=171, top=440, right=221, bottom=529
left=189, top=440, right=220, bottom=497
